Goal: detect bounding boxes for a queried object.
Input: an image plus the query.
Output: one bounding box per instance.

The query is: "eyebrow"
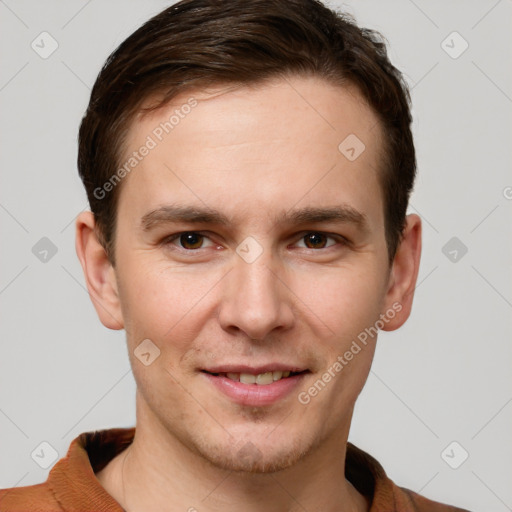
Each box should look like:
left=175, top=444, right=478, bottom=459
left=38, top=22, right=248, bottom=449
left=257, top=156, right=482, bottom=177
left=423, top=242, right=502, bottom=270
left=278, top=205, right=369, bottom=233
left=141, top=205, right=229, bottom=231
left=140, top=204, right=370, bottom=233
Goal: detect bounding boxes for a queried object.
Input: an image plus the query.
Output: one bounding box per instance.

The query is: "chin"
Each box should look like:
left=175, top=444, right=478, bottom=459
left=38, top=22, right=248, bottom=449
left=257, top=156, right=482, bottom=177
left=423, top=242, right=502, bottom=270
left=192, top=434, right=314, bottom=474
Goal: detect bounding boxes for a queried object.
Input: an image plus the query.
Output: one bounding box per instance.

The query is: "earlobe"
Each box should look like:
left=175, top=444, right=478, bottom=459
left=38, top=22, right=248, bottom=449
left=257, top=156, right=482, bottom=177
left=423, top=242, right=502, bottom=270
left=75, top=211, right=124, bottom=330
left=381, top=214, right=422, bottom=332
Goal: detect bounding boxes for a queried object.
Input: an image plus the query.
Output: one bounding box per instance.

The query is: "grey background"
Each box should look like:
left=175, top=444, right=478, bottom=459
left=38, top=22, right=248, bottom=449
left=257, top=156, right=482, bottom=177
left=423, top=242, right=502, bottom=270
left=0, top=1, right=511, bottom=510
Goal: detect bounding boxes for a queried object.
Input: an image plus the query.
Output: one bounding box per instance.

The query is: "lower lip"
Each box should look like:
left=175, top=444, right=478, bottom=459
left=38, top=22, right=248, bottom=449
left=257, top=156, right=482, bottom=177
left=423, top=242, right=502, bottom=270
left=202, top=372, right=306, bottom=407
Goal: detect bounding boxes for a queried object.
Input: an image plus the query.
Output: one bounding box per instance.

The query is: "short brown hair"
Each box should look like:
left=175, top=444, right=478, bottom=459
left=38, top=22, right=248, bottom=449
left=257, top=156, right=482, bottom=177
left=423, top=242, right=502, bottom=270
left=78, top=0, right=415, bottom=265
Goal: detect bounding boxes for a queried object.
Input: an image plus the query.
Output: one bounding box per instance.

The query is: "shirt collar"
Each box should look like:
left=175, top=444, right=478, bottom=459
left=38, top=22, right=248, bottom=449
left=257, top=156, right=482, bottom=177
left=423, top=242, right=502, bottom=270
left=47, top=428, right=133, bottom=512
left=47, top=427, right=397, bottom=511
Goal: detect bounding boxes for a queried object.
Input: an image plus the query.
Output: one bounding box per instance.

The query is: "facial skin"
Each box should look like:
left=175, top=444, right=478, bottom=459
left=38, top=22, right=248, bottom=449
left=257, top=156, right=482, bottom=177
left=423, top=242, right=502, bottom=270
left=76, top=76, right=421, bottom=511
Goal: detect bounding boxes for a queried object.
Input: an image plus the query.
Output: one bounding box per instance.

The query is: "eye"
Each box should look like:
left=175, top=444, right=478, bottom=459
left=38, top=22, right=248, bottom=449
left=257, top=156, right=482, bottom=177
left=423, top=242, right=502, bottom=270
left=168, top=232, right=215, bottom=250
left=296, top=232, right=339, bottom=249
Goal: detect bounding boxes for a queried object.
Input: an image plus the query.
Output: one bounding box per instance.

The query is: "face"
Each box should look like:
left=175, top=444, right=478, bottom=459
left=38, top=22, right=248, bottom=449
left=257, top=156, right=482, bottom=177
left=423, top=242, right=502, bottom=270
left=96, top=76, right=403, bottom=472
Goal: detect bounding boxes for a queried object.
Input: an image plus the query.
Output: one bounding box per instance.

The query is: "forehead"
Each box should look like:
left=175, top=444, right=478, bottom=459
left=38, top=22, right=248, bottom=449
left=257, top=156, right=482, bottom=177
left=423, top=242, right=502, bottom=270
left=117, top=76, right=384, bottom=229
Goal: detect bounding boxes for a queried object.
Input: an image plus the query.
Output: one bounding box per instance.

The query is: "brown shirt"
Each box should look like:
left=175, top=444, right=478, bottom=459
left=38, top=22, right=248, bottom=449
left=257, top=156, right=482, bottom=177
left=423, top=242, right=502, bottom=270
left=0, top=427, right=470, bottom=511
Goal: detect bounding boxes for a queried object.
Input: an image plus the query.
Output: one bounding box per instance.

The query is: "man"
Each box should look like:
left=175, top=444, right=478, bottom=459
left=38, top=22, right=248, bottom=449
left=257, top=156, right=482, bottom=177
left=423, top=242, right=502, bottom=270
left=0, top=0, right=471, bottom=510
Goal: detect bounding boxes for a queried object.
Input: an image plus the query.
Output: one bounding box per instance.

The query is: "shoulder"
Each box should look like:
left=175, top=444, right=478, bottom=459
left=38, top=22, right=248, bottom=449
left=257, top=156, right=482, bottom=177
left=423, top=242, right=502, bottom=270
left=394, top=485, right=472, bottom=511
left=346, top=442, right=472, bottom=511
left=0, top=482, right=62, bottom=511
left=0, top=428, right=133, bottom=512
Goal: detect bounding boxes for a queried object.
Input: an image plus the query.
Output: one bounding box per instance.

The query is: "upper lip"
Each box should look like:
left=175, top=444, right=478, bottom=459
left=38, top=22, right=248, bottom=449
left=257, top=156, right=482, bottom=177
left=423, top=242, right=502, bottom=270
left=202, top=364, right=308, bottom=374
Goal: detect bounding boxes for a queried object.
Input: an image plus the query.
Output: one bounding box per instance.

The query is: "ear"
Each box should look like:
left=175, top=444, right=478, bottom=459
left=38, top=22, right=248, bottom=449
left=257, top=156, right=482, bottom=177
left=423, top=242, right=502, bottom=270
left=75, top=211, right=124, bottom=330
left=381, top=213, right=422, bottom=331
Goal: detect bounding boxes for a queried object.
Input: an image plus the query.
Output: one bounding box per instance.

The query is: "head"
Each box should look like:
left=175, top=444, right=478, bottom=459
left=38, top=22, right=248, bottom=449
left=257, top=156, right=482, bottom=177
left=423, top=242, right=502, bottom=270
left=76, top=0, right=421, bottom=473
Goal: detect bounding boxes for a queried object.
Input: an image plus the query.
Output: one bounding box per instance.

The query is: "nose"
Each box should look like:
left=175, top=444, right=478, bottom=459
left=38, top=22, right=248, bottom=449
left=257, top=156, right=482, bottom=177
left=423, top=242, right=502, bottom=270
left=217, top=250, right=294, bottom=340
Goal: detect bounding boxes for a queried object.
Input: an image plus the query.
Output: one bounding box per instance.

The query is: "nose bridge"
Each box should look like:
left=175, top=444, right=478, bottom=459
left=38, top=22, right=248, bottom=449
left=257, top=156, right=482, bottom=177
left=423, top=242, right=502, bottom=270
left=238, top=255, right=278, bottom=304
left=218, top=247, right=293, bottom=339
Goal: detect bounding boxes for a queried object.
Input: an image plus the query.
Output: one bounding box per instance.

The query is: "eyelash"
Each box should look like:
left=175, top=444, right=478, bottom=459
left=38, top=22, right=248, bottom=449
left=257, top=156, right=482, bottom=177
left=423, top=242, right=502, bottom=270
left=162, top=231, right=348, bottom=252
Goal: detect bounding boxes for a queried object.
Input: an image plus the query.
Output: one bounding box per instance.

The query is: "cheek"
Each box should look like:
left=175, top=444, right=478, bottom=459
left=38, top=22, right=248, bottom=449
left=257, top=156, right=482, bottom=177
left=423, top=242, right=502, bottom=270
left=289, top=262, right=385, bottom=341
left=116, top=258, right=222, bottom=351
left=293, top=266, right=382, bottom=415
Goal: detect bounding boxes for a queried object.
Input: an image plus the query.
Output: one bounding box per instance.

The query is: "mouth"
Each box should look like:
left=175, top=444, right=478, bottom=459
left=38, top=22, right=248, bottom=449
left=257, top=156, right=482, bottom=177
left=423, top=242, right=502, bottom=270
left=202, top=370, right=306, bottom=385
left=200, top=366, right=309, bottom=406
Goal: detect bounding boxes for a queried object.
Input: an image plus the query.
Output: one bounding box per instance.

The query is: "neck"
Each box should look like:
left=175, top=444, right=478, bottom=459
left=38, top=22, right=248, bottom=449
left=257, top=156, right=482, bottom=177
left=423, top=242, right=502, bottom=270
left=97, top=398, right=369, bottom=512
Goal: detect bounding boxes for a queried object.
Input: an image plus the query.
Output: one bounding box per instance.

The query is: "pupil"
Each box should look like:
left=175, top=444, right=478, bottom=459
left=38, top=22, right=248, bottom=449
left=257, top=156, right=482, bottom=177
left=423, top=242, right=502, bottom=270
left=305, top=233, right=326, bottom=248
left=181, top=233, right=203, bottom=249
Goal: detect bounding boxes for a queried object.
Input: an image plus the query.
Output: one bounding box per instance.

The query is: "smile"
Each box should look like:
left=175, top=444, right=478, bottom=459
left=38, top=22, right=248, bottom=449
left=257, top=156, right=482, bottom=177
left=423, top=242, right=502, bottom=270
left=207, top=370, right=300, bottom=385
left=201, top=367, right=309, bottom=406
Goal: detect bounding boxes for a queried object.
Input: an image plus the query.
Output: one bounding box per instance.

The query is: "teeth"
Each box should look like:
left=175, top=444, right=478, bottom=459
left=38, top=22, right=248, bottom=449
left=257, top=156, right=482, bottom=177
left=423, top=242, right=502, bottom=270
left=225, top=370, right=294, bottom=385
left=256, top=372, right=273, bottom=385
left=272, top=371, right=283, bottom=381
left=239, top=373, right=257, bottom=384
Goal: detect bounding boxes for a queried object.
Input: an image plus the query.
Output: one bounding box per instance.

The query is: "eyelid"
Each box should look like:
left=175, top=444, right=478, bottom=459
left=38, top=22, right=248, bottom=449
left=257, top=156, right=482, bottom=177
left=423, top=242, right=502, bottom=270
left=160, top=230, right=349, bottom=252
left=292, top=231, right=349, bottom=249
left=163, top=231, right=217, bottom=250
